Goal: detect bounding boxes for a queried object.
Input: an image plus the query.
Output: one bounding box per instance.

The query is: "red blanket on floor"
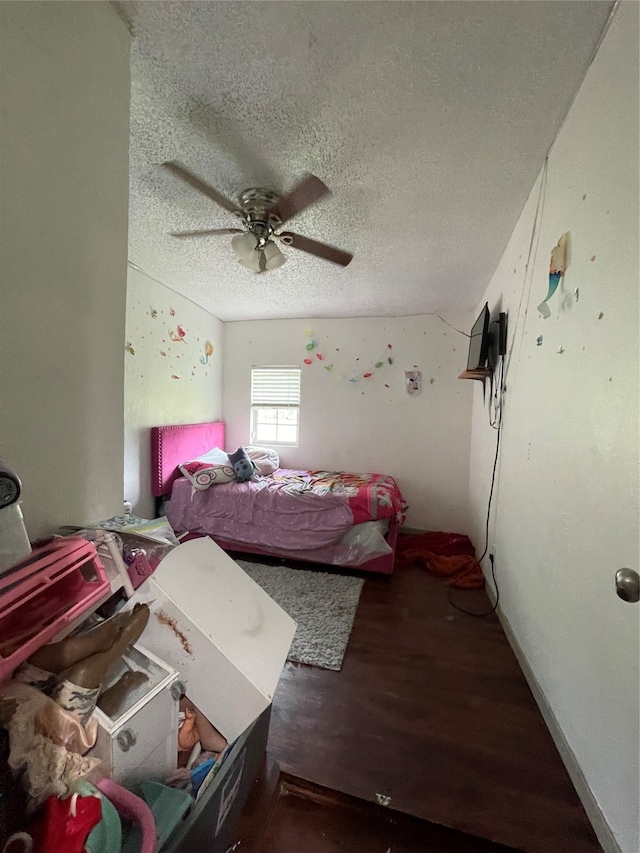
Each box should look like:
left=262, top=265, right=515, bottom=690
left=395, top=532, right=485, bottom=589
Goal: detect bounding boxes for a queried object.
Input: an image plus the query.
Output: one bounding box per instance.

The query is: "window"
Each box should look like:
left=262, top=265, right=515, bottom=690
left=250, top=366, right=301, bottom=446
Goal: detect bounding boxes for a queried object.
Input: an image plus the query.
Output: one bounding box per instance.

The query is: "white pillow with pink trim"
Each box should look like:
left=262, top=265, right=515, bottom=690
left=179, top=448, right=235, bottom=490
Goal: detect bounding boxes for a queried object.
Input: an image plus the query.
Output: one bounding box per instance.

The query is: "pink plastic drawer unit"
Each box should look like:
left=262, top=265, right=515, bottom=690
left=0, top=537, right=110, bottom=679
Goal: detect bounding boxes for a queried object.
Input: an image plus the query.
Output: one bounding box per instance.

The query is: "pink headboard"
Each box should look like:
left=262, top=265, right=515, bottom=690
left=151, top=421, right=226, bottom=497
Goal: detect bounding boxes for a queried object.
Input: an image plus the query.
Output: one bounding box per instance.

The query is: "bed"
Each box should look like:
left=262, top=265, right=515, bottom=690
left=151, top=421, right=407, bottom=575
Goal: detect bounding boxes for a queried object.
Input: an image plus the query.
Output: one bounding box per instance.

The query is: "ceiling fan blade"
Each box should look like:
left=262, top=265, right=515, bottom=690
left=162, top=162, right=240, bottom=216
left=279, top=232, right=353, bottom=267
left=268, top=174, right=330, bottom=225
left=170, top=228, right=244, bottom=238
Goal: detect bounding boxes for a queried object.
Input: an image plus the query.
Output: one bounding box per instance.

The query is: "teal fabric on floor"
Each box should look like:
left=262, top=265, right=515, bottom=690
left=78, top=782, right=122, bottom=853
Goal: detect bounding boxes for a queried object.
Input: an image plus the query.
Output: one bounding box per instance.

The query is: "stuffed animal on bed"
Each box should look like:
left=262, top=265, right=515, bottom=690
left=227, top=447, right=257, bottom=483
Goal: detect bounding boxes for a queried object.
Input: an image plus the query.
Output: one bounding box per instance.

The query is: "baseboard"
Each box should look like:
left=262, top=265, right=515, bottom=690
left=495, top=604, right=622, bottom=853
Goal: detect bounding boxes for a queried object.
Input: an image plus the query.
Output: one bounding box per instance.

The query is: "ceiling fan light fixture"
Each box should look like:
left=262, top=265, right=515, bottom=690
left=238, top=252, right=262, bottom=273
left=231, top=232, right=258, bottom=260
left=263, top=240, right=287, bottom=270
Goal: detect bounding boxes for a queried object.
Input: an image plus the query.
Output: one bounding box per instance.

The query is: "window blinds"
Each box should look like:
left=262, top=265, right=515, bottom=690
left=251, top=367, right=301, bottom=407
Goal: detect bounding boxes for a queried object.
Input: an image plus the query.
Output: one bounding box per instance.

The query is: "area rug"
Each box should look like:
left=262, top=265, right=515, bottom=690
left=236, top=560, right=365, bottom=671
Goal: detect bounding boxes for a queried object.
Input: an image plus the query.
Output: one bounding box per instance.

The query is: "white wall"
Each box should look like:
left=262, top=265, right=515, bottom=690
left=125, top=267, right=224, bottom=517
left=0, top=2, right=130, bottom=536
left=468, top=5, right=639, bottom=852
left=224, top=315, right=474, bottom=533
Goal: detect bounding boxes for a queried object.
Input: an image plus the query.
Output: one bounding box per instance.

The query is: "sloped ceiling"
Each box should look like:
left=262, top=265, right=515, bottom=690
left=124, top=1, right=613, bottom=321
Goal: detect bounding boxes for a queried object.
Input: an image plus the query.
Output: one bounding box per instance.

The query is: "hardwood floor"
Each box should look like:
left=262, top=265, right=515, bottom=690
left=249, top=773, right=523, bottom=852
left=257, top=561, right=602, bottom=853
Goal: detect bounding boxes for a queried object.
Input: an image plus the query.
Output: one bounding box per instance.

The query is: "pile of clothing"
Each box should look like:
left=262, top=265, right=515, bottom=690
left=395, top=531, right=485, bottom=589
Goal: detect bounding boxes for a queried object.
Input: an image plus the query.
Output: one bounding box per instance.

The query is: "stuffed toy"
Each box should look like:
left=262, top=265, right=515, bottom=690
left=227, top=447, right=256, bottom=483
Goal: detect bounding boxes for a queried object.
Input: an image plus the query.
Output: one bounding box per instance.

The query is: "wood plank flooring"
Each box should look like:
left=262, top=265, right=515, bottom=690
left=258, top=561, right=602, bottom=853
left=252, top=773, right=523, bottom=852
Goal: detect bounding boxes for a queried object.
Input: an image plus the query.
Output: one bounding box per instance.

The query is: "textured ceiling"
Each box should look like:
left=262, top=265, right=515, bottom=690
left=124, top=1, right=613, bottom=322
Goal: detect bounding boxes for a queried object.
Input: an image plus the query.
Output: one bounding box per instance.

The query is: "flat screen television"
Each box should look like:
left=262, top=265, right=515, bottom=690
left=466, top=303, right=490, bottom=370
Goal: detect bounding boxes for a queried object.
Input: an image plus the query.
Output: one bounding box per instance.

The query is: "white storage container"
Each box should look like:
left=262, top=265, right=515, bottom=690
left=89, top=643, right=180, bottom=787
left=133, top=537, right=297, bottom=743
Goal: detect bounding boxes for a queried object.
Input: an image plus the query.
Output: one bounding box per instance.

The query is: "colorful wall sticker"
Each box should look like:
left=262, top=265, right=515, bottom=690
left=169, top=325, right=187, bottom=342
left=302, top=330, right=393, bottom=383
left=200, top=341, right=214, bottom=364
left=538, top=232, right=569, bottom=318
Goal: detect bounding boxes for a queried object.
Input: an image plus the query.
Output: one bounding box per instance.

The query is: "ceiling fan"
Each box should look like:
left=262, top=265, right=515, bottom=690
left=162, top=162, right=354, bottom=272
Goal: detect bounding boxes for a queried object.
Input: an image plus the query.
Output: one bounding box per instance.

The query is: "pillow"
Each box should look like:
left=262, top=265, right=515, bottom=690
left=245, top=445, right=280, bottom=475
left=179, top=448, right=235, bottom=490
left=227, top=447, right=257, bottom=483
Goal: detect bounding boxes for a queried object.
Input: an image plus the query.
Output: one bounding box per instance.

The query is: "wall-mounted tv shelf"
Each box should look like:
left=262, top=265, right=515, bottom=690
left=458, top=368, right=493, bottom=381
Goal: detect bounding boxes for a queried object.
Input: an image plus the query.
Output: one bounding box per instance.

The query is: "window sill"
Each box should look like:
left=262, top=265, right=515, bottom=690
left=251, top=441, right=298, bottom=449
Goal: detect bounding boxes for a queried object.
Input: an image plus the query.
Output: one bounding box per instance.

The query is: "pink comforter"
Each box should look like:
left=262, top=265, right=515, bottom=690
left=167, top=469, right=407, bottom=552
